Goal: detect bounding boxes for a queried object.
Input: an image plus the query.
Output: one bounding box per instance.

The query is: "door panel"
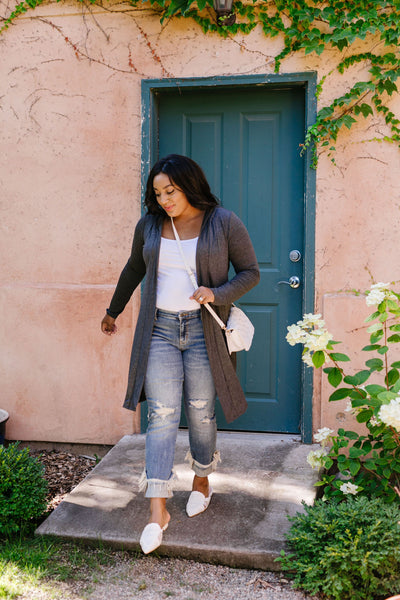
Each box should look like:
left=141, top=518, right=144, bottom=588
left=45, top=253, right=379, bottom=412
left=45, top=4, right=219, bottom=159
left=158, top=87, right=305, bottom=433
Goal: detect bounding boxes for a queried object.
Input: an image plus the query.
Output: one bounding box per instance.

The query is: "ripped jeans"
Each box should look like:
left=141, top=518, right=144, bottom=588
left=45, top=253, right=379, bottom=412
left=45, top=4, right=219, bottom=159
left=141, top=308, right=219, bottom=498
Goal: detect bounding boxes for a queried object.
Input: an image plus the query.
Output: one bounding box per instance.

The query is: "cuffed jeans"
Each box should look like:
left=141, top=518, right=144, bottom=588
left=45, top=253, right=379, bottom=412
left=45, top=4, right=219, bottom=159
left=140, top=308, right=219, bottom=498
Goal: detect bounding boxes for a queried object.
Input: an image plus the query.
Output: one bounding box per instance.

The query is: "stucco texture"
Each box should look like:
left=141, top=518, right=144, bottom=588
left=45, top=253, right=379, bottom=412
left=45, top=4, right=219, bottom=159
left=1, top=0, right=400, bottom=443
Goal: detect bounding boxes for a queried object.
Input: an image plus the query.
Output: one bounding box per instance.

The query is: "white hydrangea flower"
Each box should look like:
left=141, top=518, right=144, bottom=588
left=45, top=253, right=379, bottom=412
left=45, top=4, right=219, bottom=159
left=287, top=314, right=333, bottom=366
left=299, top=313, right=325, bottom=328
left=340, top=482, right=360, bottom=495
left=307, top=448, right=328, bottom=470
left=369, top=416, right=381, bottom=427
left=306, top=329, right=333, bottom=352
left=314, top=427, right=334, bottom=445
left=366, top=289, right=385, bottom=307
left=366, top=282, right=397, bottom=307
left=302, top=350, right=314, bottom=368
left=371, top=282, right=390, bottom=290
left=286, top=324, right=307, bottom=346
left=378, top=397, right=400, bottom=432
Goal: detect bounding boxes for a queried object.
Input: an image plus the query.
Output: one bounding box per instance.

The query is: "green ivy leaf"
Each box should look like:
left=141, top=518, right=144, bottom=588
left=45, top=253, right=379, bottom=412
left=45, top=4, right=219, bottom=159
left=336, top=453, right=348, bottom=464
left=365, top=358, right=384, bottom=371
left=327, top=367, right=343, bottom=387
left=343, top=370, right=370, bottom=386
left=324, top=457, right=334, bottom=470
left=364, top=459, right=377, bottom=471
left=377, top=390, right=398, bottom=401
left=349, top=459, right=361, bottom=475
left=318, top=106, right=334, bottom=119
left=329, top=353, right=351, bottom=362
left=343, top=114, right=357, bottom=129
left=344, top=430, right=360, bottom=440
left=365, top=384, right=387, bottom=396
left=362, top=344, right=381, bottom=351
left=357, top=409, right=373, bottom=423
left=370, top=330, right=384, bottom=343
left=386, top=299, right=400, bottom=311
left=362, top=440, right=372, bottom=454
left=329, top=388, right=352, bottom=401
left=359, top=103, right=374, bottom=117
left=388, top=334, right=400, bottom=343
left=386, top=368, right=400, bottom=386
left=365, top=311, right=380, bottom=322
left=312, top=350, right=326, bottom=368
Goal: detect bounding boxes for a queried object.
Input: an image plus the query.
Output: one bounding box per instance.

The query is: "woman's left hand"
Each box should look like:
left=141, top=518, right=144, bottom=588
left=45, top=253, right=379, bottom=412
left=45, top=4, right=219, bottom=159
left=191, top=287, right=215, bottom=305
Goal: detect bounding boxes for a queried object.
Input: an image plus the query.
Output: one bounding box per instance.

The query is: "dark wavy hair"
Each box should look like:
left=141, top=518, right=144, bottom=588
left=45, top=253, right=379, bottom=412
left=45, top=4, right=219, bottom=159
left=144, top=154, right=219, bottom=216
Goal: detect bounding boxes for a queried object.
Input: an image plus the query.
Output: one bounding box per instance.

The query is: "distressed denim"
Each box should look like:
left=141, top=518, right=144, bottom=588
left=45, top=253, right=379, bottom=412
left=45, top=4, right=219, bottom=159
left=141, top=308, right=219, bottom=498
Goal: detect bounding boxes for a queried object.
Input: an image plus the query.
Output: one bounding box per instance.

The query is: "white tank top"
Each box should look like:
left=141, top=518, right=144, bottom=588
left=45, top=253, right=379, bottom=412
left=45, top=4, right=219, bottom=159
left=156, top=237, right=200, bottom=312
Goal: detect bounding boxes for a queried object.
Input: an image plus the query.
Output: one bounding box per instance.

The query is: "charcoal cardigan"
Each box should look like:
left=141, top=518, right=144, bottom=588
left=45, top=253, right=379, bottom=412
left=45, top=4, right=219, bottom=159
left=107, top=206, right=260, bottom=424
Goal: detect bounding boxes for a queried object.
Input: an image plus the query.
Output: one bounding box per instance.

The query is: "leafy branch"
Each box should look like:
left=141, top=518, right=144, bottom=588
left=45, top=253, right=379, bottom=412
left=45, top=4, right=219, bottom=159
left=287, top=284, right=400, bottom=503
left=2, top=0, right=400, bottom=163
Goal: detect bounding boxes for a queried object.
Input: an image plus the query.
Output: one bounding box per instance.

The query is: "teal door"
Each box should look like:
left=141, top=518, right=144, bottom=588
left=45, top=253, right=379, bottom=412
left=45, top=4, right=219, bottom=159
left=157, top=86, right=305, bottom=433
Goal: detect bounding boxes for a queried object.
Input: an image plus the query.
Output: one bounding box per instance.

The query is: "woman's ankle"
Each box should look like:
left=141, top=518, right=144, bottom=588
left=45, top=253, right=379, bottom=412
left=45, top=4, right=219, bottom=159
left=148, top=498, right=170, bottom=528
left=192, top=475, right=209, bottom=496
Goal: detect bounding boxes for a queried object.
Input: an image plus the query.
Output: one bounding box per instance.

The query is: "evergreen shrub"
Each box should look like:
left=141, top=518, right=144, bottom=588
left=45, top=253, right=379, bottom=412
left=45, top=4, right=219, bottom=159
left=0, top=443, right=48, bottom=537
left=277, top=496, right=400, bottom=600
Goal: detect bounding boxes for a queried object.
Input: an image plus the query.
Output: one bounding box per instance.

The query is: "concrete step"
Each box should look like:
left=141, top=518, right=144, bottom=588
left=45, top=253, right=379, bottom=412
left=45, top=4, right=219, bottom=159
left=36, top=432, right=319, bottom=570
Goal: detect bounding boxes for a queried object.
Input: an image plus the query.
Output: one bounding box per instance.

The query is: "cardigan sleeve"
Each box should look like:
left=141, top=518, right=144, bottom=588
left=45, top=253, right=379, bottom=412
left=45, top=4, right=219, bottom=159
left=107, top=217, right=147, bottom=318
left=210, top=212, right=260, bottom=306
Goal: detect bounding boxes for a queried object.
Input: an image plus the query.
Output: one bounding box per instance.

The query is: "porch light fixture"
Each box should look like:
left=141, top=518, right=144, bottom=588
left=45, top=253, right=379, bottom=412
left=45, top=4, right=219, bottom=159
left=213, top=0, right=236, bottom=26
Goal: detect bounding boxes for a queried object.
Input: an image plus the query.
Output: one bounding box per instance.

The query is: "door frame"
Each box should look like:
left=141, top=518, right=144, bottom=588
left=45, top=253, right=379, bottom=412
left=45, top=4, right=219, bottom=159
left=141, top=73, right=317, bottom=443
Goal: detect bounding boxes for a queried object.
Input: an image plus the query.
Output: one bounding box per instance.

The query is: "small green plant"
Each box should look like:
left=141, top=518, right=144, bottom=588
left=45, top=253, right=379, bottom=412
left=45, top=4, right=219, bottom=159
left=0, top=443, right=48, bottom=537
left=287, top=282, right=400, bottom=503
left=277, top=496, right=400, bottom=600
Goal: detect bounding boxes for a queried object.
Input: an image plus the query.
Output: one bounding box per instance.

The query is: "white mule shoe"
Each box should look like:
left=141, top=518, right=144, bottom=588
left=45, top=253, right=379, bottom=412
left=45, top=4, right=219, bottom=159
left=139, top=522, right=168, bottom=554
left=186, top=487, right=213, bottom=517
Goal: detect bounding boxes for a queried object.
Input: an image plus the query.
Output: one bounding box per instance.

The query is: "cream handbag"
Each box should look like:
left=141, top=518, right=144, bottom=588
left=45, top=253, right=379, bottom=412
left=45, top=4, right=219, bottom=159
left=171, top=218, right=254, bottom=354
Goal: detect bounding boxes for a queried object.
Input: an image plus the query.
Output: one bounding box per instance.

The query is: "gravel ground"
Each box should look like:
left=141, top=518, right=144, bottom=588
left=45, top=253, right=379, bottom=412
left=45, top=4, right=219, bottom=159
left=64, top=555, right=317, bottom=600
left=19, top=554, right=317, bottom=600
left=24, top=448, right=318, bottom=600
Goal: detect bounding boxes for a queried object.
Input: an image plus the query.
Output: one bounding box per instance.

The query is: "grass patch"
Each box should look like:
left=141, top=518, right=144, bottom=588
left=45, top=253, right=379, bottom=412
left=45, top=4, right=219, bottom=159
left=0, top=533, right=131, bottom=599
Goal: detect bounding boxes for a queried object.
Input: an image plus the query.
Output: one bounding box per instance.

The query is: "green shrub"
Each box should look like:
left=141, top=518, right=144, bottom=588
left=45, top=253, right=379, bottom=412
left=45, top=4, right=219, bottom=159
left=0, top=443, right=48, bottom=537
left=277, top=496, right=400, bottom=600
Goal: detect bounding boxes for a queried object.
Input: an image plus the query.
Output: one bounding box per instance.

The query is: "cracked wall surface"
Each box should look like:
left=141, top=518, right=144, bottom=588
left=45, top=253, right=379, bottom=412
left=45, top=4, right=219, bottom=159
left=1, top=0, right=400, bottom=441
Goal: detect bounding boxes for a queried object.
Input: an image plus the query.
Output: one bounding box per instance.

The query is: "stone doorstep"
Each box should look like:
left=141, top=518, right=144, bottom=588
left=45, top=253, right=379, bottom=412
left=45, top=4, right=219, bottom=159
left=36, top=432, right=320, bottom=570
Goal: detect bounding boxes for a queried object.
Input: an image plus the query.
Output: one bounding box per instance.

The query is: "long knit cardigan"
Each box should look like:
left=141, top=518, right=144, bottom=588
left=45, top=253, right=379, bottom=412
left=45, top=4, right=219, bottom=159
left=107, top=206, right=260, bottom=424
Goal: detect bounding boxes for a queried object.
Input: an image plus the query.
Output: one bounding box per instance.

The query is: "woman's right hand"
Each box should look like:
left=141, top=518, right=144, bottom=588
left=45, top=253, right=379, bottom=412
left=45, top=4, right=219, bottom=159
left=101, top=314, right=117, bottom=335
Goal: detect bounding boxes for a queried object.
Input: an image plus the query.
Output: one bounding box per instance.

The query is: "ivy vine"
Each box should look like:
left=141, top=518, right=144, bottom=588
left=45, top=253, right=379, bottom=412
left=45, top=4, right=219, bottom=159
left=2, top=0, right=400, bottom=165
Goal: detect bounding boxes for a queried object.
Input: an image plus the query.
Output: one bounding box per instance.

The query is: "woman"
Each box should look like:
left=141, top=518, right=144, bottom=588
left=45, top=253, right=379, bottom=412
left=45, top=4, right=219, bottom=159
left=101, top=154, right=259, bottom=554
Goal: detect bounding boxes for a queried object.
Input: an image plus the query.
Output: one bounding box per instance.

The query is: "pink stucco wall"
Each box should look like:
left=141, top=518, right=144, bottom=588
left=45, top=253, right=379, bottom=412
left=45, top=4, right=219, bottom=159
left=1, top=0, right=400, bottom=443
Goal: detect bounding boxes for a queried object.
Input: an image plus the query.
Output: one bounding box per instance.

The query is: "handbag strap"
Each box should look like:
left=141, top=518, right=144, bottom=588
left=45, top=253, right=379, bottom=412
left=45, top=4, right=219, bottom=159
left=170, top=217, right=227, bottom=331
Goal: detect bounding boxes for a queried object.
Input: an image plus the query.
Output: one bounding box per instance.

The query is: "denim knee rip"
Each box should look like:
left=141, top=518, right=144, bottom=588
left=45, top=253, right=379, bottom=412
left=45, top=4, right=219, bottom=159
left=148, top=403, right=179, bottom=420
left=186, top=399, right=217, bottom=425
left=138, top=470, right=175, bottom=498
left=185, top=449, right=221, bottom=477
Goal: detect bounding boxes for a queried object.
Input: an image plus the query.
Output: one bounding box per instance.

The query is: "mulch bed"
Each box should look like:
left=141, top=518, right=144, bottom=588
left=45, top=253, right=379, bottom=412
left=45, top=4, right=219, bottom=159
left=30, top=449, right=97, bottom=511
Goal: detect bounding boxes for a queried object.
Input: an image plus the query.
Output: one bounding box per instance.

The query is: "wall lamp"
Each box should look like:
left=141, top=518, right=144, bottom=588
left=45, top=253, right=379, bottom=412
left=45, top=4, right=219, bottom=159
left=213, top=0, right=236, bottom=26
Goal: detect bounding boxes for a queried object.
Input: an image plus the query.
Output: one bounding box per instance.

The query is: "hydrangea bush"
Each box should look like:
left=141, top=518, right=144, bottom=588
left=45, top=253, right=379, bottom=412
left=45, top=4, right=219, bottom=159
left=287, top=282, right=400, bottom=503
